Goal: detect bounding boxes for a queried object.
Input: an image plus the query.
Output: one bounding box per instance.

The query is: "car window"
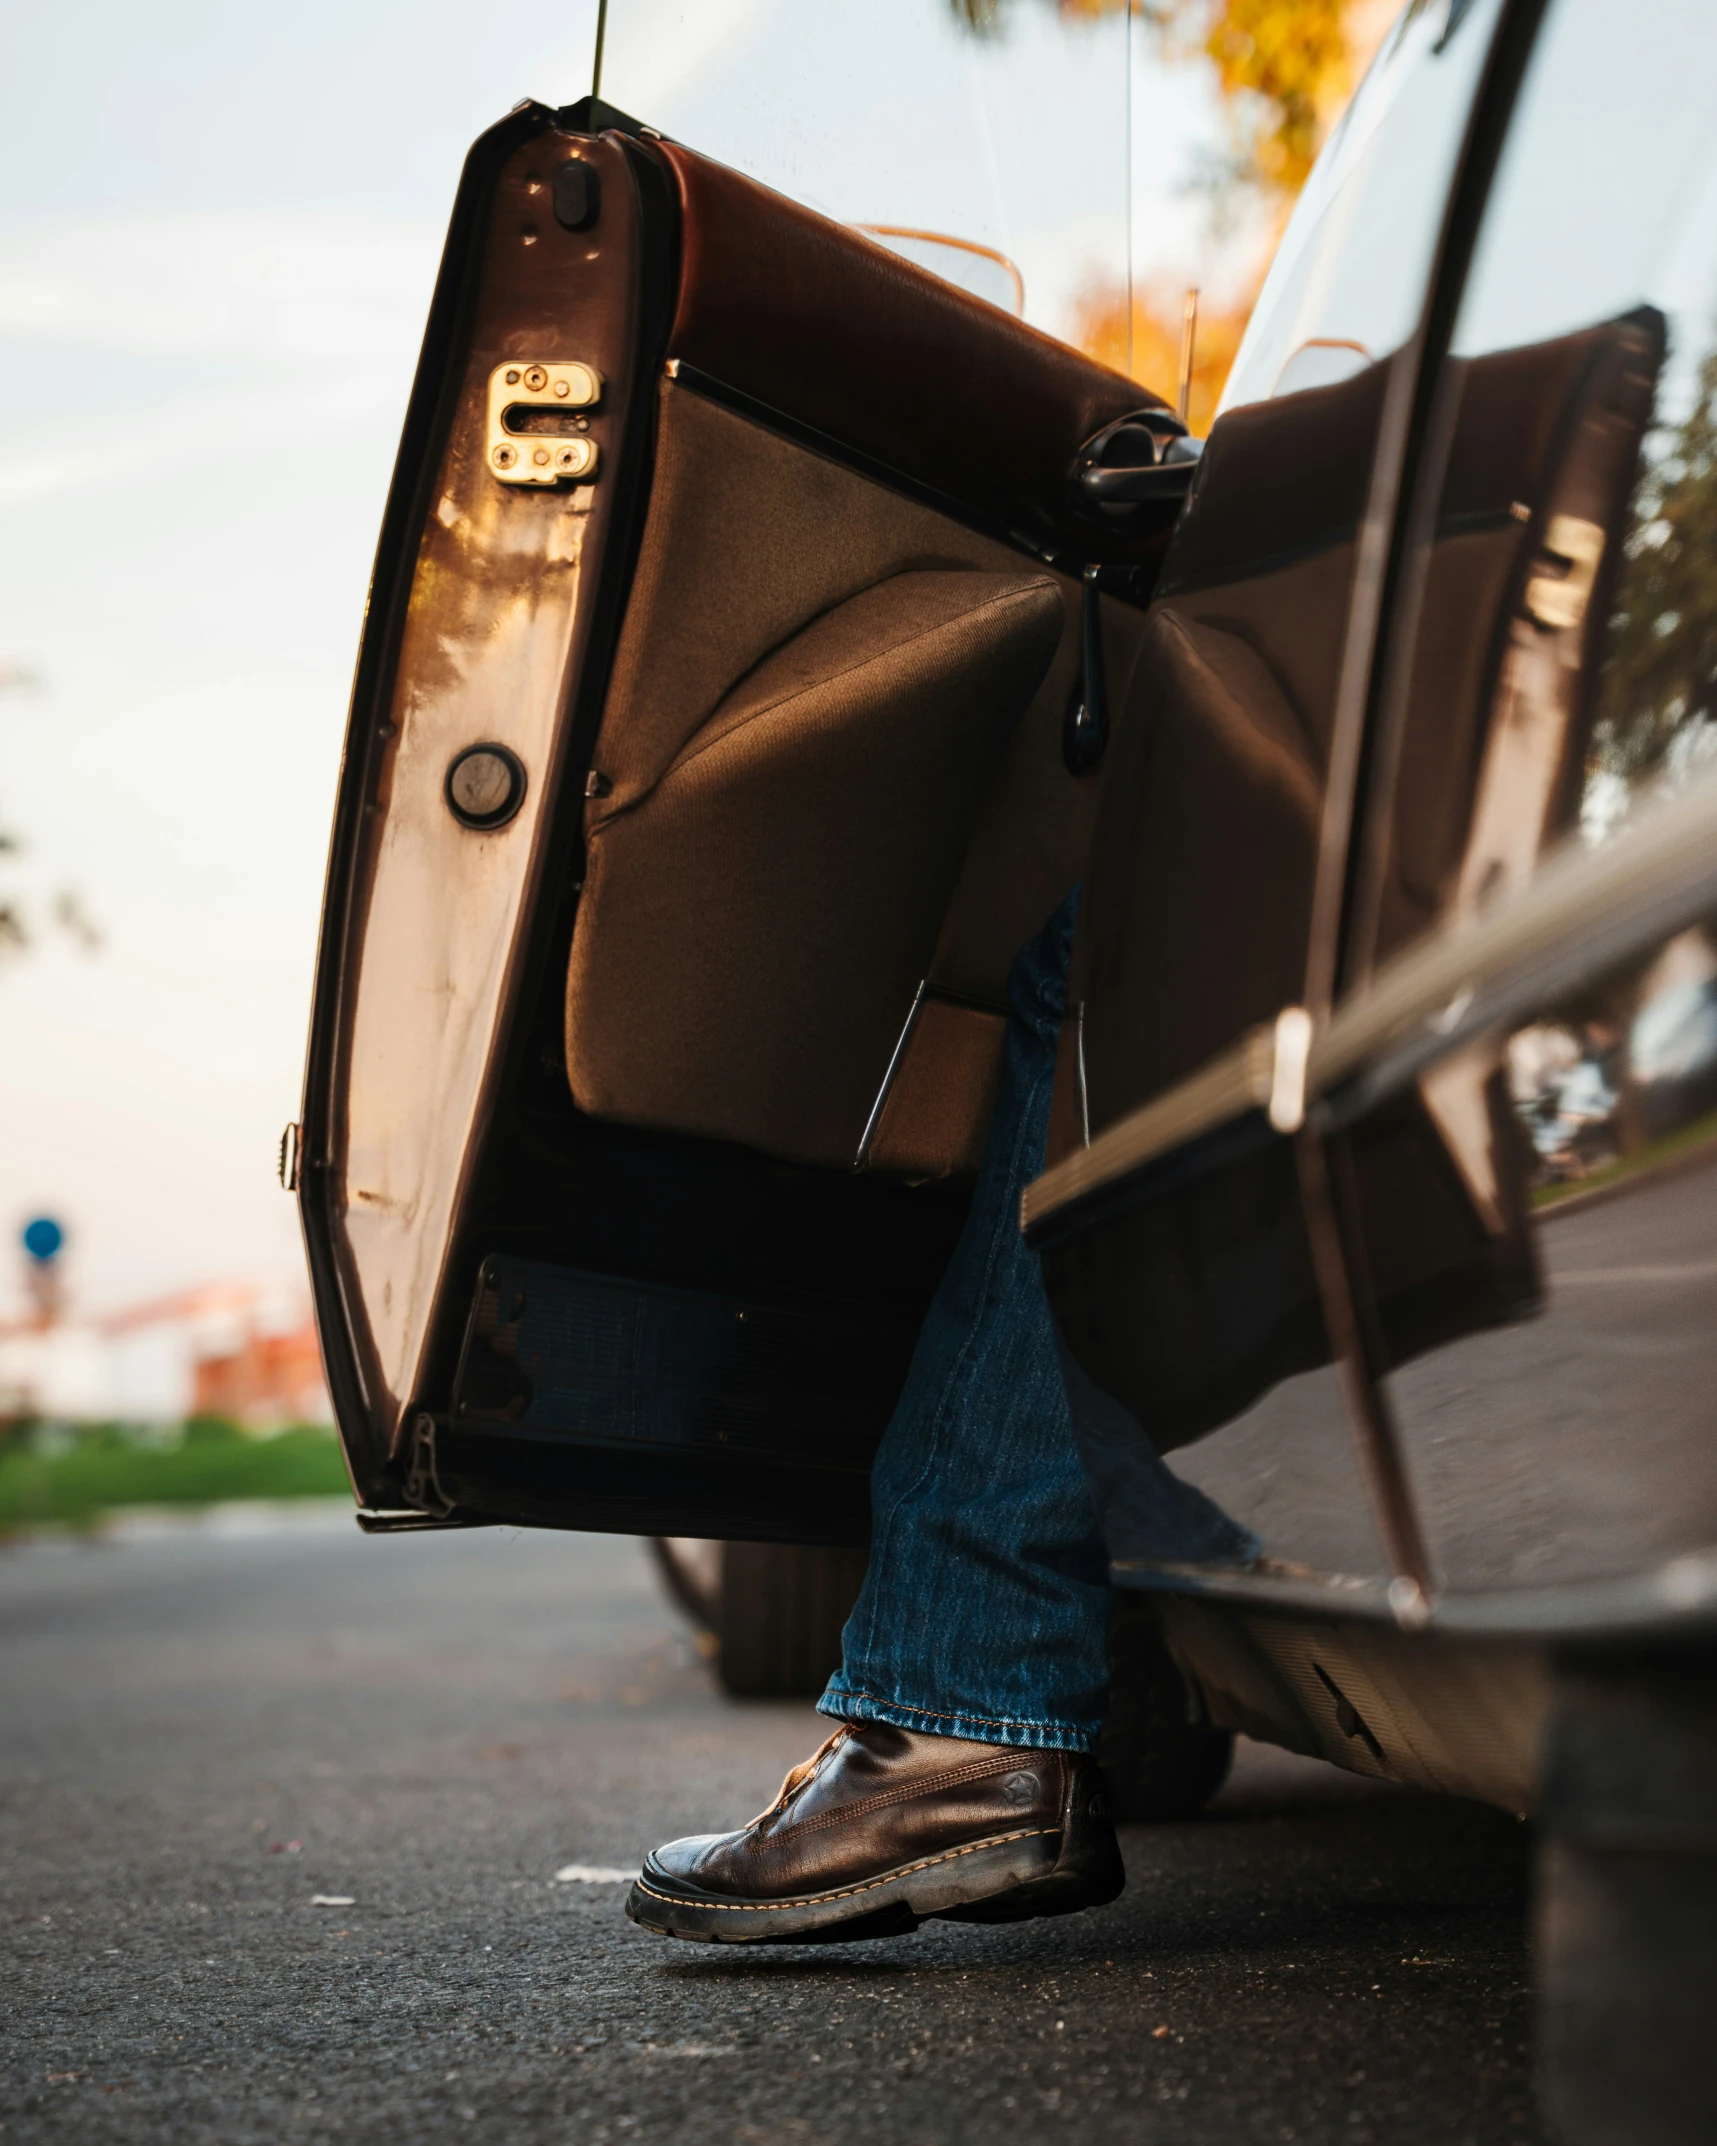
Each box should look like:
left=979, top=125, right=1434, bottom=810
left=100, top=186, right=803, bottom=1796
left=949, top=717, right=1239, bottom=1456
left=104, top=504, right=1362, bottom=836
left=1355, top=0, right=1717, bottom=975
left=1334, top=795, right=1717, bottom=1593
left=600, top=1, right=1129, bottom=352
left=1333, top=0, right=1717, bottom=1599
left=1219, top=0, right=1503, bottom=416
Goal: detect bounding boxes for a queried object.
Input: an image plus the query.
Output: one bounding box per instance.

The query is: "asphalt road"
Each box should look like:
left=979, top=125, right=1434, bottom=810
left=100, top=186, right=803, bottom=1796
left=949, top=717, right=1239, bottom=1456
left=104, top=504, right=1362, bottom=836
left=1, top=1510, right=1541, bottom=2145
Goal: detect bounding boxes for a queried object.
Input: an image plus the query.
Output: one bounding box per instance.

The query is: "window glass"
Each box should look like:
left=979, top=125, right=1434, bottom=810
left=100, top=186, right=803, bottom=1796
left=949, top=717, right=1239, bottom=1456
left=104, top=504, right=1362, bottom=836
left=1342, top=0, right=1717, bottom=1599
left=602, top=1, right=1129, bottom=351
left=1357, top=0, right=1717, bottom=972
left=1452, top=0, right=1717, bottom=365
left=1346, top=892, right=1717, bottom=1593
left=1220, top=0, right=1501, bottom=415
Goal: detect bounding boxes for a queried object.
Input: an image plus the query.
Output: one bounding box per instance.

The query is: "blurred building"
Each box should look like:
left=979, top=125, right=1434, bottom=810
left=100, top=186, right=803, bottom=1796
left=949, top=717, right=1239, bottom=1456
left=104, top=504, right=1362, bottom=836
left=0, top=1278, right=330, bottom=1428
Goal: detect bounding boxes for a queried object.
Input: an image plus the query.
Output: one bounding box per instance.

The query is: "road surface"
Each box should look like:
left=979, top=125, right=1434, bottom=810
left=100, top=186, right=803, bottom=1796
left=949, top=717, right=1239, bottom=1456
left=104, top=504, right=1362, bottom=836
left=0, top=1509, right=1540, bottom=2144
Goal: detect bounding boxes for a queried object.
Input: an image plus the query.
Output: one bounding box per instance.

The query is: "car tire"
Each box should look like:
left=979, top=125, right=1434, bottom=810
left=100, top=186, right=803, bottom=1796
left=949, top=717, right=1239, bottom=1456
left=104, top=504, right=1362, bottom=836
left=651, top=1539, right=870, bottom=1699
left=713, top=1542, right=872, bottom=1699
left=1098, top=1591, right=1234, bottom=1821
left=1538, top=1647, right=1717, bottom=2146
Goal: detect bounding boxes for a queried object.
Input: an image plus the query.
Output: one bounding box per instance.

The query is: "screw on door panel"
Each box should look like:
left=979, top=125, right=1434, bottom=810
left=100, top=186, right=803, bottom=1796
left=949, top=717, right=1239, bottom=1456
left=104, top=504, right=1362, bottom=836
left=446, top=743, right=527, bottom=830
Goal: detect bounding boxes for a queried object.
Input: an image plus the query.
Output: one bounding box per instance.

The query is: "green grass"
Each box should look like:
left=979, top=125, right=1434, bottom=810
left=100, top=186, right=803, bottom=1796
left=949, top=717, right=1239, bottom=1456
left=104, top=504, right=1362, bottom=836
left=0, top=1417, right=349, bottom=1533
left=1530, top=1105, right=1717, bottom=1209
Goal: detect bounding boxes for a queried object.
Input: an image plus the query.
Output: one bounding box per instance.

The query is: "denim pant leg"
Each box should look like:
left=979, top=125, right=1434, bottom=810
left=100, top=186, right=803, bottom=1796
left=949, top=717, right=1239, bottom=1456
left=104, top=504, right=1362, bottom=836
left=818, top=889, right=1111, bottom=1752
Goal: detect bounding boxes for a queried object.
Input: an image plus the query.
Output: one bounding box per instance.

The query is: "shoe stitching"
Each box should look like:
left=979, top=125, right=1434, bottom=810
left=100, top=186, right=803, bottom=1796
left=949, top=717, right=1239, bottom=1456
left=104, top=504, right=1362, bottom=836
left=788, top=1752, right=1051, bottom=1837
left=633, top=1827, right=1057, bottom=1915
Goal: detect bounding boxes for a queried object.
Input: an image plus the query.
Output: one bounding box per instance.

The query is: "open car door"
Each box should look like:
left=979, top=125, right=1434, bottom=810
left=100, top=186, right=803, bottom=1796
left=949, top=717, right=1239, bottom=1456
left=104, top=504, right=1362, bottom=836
left=295, top=54, right=1175, bottom=1542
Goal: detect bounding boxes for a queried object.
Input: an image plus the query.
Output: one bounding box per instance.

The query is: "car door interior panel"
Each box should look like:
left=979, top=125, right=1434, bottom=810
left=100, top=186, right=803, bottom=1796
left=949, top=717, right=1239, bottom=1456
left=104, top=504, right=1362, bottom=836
left=1063, top=361, right=1393, bottom=1159
left=1023, top=0, right=1717, bottom=1674
left=299, top=102, right=1165, bottom=1533
left=653, top=141, right=1155, bottom=551
left=451, top=1254, right=910, bottom=1476
left=568, top=561, right=1062, bottom=1166
left=1067, top=596, right=1327, bottom=1141
left=1356, top=309, right=1665, bottom=972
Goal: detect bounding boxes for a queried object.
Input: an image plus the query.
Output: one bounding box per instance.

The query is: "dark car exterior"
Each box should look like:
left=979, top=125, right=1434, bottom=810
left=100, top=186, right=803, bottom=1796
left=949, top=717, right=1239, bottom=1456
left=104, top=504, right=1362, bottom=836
left=294, top=4, right=1717, bottom=2136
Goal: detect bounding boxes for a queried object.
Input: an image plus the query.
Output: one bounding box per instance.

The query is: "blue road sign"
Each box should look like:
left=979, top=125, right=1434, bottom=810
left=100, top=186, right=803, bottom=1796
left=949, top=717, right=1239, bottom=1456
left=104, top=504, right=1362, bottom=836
left=22, top=1216, right=64, bottom=1263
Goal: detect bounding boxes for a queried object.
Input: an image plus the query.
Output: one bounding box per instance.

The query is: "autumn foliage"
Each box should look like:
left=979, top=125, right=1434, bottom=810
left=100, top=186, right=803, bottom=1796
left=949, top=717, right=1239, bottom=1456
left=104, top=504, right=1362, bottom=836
left=1076, top=287, right=1250, bottom=436
left=955, top=0, right=1389, bottom=413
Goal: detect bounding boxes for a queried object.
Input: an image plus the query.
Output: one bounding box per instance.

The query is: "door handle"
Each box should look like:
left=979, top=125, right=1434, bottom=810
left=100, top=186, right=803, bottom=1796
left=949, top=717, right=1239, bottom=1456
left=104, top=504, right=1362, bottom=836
left=1072, top=409, right=1204, bottom=521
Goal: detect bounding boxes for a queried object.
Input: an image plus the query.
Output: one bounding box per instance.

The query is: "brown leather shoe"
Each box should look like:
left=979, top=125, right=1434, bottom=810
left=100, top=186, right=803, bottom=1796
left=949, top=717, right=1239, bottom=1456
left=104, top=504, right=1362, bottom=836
left=625, top=1722, right=1123, bottom=1944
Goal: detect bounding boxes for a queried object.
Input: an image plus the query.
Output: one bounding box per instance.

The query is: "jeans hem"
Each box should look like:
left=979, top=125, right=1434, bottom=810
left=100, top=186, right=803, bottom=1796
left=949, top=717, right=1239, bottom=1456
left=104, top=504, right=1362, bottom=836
left=817, top=1684, right=1098, bottom=1755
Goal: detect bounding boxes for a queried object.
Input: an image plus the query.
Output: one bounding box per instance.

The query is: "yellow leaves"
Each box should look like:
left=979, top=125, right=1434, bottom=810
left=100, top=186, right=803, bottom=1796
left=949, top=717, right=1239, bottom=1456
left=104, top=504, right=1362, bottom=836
left=997, top=0, right=1371, bottom=201
left=1125, top=0, right=1357, bottom=197
left=951, top=0, right=1400, bottom=408
left=1074, top=281, right=1254, bottom=431
left=1198, top=0, right=1354, bottom=194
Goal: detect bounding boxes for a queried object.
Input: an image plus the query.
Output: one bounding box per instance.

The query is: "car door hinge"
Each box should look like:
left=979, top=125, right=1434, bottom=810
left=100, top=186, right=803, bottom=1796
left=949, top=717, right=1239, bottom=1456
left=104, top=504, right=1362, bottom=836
left=403, top=1412, right=457, bottom=1520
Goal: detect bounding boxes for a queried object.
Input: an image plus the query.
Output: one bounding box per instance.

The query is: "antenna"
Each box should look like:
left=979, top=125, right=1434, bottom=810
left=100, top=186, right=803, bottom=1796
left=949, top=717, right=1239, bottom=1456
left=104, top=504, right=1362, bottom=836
left=1177, top=286, right=1199, bottom=427
left=592, top=0, right=609, bottom=98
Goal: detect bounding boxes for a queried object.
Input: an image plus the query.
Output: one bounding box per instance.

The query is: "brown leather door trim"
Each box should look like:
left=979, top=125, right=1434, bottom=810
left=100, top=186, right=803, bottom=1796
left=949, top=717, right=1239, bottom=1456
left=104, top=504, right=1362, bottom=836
left=665, top=357, right=1065, bottom=572
left=654, top=141, right=1163, bottom=562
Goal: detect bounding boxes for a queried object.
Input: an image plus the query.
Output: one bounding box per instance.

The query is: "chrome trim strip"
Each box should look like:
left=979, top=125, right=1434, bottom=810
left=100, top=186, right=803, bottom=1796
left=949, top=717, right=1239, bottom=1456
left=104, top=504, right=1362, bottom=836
left=1295, top=1126, right=1434, bottom=1594
left=1114, top=1545, right=1717, bottom=1644
left=1266, top=1004, right=1312, bottom=1133
left=1023, top=1022, right=1276, bottom=1229
left=853, top=981, right=928, bottom=1171
left=1024, top=773, right=1717, bottom=1235
left=1075, top=999, right=1091, bottom=1148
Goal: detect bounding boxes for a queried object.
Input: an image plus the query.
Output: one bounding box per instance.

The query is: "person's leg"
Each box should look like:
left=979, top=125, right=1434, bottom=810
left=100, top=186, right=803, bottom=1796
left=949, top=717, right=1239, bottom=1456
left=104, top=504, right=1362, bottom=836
left=817, top=888, right=1110, bottom=1751
left=629, top=889, right=1253, bottom=1945
left=819, top=885, right=1254, bottom=1750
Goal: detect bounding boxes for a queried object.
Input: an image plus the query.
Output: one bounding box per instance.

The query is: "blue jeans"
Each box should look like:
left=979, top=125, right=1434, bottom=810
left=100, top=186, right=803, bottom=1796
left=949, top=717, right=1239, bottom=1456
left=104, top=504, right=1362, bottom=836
left=819, top=890, right=1256, bottom=1753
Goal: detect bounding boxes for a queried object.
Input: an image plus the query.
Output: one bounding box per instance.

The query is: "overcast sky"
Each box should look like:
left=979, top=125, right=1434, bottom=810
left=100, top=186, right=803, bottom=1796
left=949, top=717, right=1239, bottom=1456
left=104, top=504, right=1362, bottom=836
left=0, top=0, right=1231, bottom=1321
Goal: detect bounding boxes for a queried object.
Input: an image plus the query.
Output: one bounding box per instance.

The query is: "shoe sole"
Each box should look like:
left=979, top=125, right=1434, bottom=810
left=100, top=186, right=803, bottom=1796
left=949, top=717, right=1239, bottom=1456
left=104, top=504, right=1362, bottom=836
left=624, top=1823, right=1121, bottom=1946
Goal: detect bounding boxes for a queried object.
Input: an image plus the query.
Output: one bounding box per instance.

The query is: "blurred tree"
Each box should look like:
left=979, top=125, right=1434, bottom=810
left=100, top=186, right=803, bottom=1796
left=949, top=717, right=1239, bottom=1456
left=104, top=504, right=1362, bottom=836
left=1076, top=285, right=1249, bottom=434
left=952, top=0, right=1366, bottom=200
left=953, top=0, right=1391, bottom=417
left=0, top=665, right=38, bottom=957
left=0, top=664, right=100, bottom=962
left=1591, top=349, right=1717, bottom=804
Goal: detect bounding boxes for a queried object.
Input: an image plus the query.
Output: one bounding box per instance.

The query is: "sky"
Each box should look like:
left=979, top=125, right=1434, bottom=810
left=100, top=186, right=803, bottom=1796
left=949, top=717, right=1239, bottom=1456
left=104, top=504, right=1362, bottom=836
left=0, top=0, right=1237, bottom=1322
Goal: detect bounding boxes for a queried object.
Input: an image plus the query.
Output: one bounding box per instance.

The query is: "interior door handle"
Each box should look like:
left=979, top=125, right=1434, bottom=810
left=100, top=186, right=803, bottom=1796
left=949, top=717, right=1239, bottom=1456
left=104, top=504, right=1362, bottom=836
left=1072, top=409, right=1204, bottom=521
left=1079, top=440, right=1203, bottom=504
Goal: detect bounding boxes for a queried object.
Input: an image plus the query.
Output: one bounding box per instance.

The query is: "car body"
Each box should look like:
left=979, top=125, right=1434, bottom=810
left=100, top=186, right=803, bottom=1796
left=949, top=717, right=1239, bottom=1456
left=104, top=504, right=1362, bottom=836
left=293, top=3, right=1716, bottom=2134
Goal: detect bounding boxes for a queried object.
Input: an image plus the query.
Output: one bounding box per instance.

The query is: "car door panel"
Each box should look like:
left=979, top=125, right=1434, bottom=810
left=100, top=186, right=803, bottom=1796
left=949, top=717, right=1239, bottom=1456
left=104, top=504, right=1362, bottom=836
left=1330, top=0, right=1717, bottom=1597
left=302, top=113, right=670, bottom=1509
left=1024, top=347, right=1410, bottom=1591
left=299, top=101, right=1163, bottom=1534
left=1061, top=343, right=1398, bottom=1161
left=654, top=141, right=1152, bottom=550
left=1023, top=0, right=1554, bottom=1596
left=1359, top=311, right=1665, bottom=968
left=569, top=562, right=1062, bottom=1166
